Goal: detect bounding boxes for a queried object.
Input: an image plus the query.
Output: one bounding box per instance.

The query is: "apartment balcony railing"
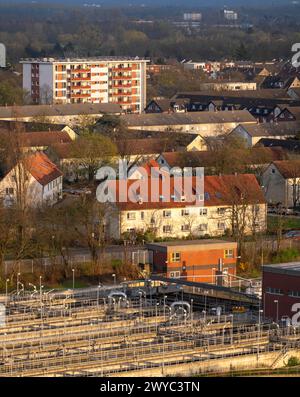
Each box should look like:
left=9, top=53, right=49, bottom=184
left=71, top=93, right=91, bottom=98
left=71, top=85, right=91, bottom=90
left=111, top=75, right=132, bottom=80
left=112, top=83, right=132, bottom=88
left=71, top=76, right=91, bottom=81
left=113, top=67, right=132, bottom=72
left=71, top=68, right=91, bottom=73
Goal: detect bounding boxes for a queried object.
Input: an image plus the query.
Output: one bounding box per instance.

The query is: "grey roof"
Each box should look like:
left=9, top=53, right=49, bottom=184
left=122, top=110, right=256, bottom=127
left=263, top=262, right=300, bottom=277
left=0, top=103, right=122, bottom=119
left=256, top=138, right=300, bottom=152
left=235, top=121, right=300, bottom=137
left=289, top=88, right=300, bottom=98
left=174, top=89, right=290, bottom=100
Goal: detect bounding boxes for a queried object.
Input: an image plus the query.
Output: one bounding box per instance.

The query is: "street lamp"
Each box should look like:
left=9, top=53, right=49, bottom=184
left=17, top=273, right=21, bottom=295
left=163, top=295, right=167, bottom=320
left=257, top=309, right=264, bottom=358
left=204, top=290, right=209, bottom=313
left=5, top=279, right=9, bottom=304
left=274, top=300, right=279, bottom=323
left=97, top=284, right=101, bottom=308
left=72, top=268, right=75, bottom=290
left=112, top=273, right=116, bottom=285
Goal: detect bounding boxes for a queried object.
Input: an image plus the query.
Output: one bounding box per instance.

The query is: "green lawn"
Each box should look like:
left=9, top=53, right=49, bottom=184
left=267, top=215, right=300, bottom=233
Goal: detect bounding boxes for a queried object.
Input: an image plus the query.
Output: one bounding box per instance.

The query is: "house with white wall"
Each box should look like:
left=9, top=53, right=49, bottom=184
left=262, top=160, right=300, bottom=208
left=0, top=152, right=63, bottom=207
left=103, top=173, right=266, bottom=240
left=229, top=122, right=300, bottom=147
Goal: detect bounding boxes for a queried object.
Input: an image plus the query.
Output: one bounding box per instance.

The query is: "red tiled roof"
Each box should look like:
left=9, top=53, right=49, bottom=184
left=20, top=131, right=72, bottom=147
left=25, top=152, right=63, bottom=186
left=105, top=173, right=265, bottom=210
left=273, top=160, right=300, bottom=179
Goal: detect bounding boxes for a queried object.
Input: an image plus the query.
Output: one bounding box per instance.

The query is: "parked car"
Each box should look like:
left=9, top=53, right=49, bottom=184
left=283, top=230, right=300, bottom=240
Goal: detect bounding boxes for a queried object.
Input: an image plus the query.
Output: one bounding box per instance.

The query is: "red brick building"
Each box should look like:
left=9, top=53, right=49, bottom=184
left=147, top=239, right=237, bottom=284
left=262, top=263, right=300, bottom=322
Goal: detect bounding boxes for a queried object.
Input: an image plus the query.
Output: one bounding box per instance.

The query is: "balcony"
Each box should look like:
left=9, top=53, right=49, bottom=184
left=71, top=76, right=91, bottom=81
left=111, top=75, right=132, bottom=80
left=71, top=93, right=91, bottom=98
left=111, top=91, right=131, bottom=96
left=113, top=67, right=132, bottom=72
left=71, top=85, right=91, bottom=90
left=71, top=68, right=90, bottom=73
left=112, top=83, right=132, bottom=88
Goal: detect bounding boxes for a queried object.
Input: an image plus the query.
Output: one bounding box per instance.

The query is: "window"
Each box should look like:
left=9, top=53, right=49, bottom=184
left=288, top=291, right=300, bottom=298
left=141, top=212, right=144, bottom=220
left=217, top=208, right=226, bottom=215
left=199, top=224, right=208, bottom=231
left=218, top=222, right=225, bottom=230
left=163, top=225, right=172, bottom=233
left=5, top=188, right=14, bottom=195
left=170, top=271, right=180, bottom=278
left=181, top=209, right=189, bottom=216
left=181, top=224, right=190, bottom=232
left=127, top=212, right=136, bottom=220
left=171, top=252, right=181, bottom=262
left=163, top=210, right=171, bottom=218
left=224, top=249, right=234, bottom=258
left=199, top=208, right=207, bottom=216
left=266, top=287, right=283, bottom=295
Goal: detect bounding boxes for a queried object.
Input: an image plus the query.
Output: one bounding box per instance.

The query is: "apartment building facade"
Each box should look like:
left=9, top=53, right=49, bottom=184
left=104, top=174, right=267, bottom=240
left=21, top=57, right=148, bottom=113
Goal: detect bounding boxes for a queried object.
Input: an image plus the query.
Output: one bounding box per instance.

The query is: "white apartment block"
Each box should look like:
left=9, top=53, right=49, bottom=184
left=21, top=57, right=149, bottom=113
left=107, top=204, right=267, bottom=240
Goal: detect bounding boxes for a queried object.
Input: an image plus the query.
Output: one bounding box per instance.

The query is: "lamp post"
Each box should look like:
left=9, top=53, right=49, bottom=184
left=204, top=290, right=209, bottom=313
left=72, top=268, right=75, bottom=290
left=17, top=273, right=21, bottom=295
left=39, top=276, right=43, bottom=304
left=257, top=309, right=264, bottom=359
left=274, top=300, right=279, bottom=323
left=163, top=295, right=167, bottom=320
left=5, top=279, right=9, bottom=305
left=112, top=273, right=116, bottom=286
left=97, top=284, right=101, bottom=309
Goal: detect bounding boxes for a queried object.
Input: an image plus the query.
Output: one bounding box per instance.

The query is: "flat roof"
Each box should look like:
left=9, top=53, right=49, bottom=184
left=263, top=262, right=300, bottom=277
left=147, top=239, right=237, bottom=251
left=20, top=57, right=149, bottom=64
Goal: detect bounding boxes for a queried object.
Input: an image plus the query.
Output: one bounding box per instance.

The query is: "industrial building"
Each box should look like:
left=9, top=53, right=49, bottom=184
left=20, top=57, right=148, bottom=113
left=262, top=262, right=300, bottom=323
left=147, top=239, right=237, bottom=284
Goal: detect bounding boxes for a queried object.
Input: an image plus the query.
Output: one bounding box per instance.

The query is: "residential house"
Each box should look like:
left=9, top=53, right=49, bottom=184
left=229, top=122, right=300, bottom=147
left=276, top=107, right=300, bottom=122
left=256, top=138, right=300, bottom=154
left=288, top=88, right=300, bottom=100
left=0, top=103, right=122, bottom=126
left=121, top=110, right=256, bottom=136
left=104, top=173, right=267, bottom=240
left=198, top=81, right=257, bottom=91
left=262, top=160, right=300, bottom=207
left=145, top=98, right=189, bottom=113
left=0, top=151, right=63, bottom=207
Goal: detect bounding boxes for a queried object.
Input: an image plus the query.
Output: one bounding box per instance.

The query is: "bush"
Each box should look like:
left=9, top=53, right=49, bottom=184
left=287, top=357, right=300, bottom=367
left=272, top=248, right=300, bottom=263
